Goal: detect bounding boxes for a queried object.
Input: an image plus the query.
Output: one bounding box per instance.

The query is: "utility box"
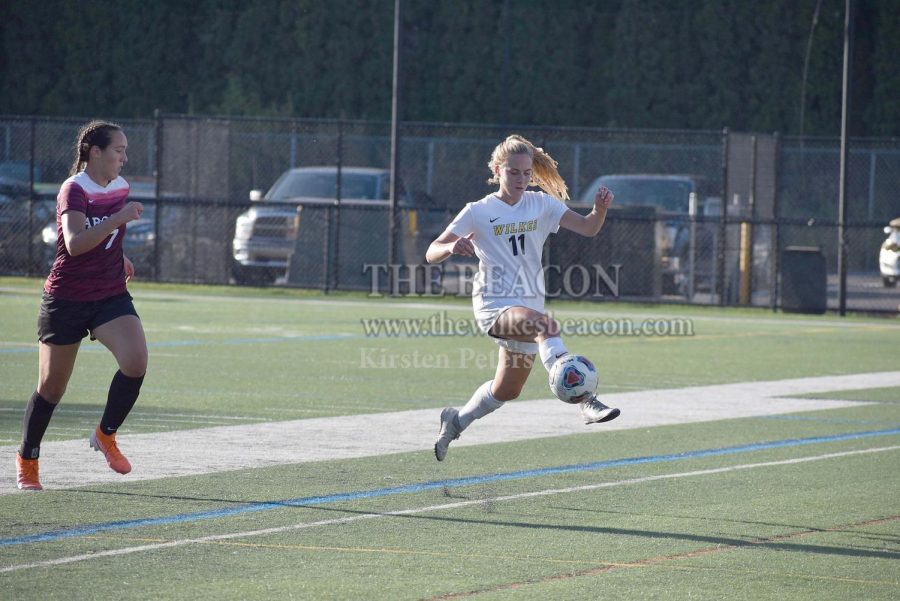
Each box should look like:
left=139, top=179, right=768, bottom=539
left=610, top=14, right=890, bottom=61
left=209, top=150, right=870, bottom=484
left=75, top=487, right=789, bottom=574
left=780, top=246, right=827, bottom=314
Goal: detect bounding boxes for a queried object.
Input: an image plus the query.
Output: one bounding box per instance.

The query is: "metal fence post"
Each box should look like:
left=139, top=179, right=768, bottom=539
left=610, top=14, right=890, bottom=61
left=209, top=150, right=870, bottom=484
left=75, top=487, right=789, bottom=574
left=771, top=133, right=781, bottom=312
left=152, top=109, right=163, bottom=282
left=717, top=128, right=729, bottom=305
left=688, top=192, right=697, bottom=301
left=837, top=0, right=854, bottom=316
left=333, top=118, right=344, bottom=291
left=747, top=134, right=757, bottom=305
left=388, top=0, right=404, bottom=292
left=26, top=117, right=36, bottom=276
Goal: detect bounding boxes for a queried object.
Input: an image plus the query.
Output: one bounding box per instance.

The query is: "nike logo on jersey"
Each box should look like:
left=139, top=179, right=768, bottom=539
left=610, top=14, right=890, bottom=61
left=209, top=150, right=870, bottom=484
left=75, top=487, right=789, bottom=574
left=489, top=217, right=500, bottom=223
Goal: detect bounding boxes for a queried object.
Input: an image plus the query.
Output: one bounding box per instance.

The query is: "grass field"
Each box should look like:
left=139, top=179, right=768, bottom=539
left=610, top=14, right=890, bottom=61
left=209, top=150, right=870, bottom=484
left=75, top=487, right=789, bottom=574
left=0, top=276, right=898, bottom=600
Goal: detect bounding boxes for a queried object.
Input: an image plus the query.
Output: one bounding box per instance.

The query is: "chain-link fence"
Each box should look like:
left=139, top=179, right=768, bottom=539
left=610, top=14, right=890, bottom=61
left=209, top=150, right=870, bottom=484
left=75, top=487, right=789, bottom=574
left=1, top=114, right=897, bottom=313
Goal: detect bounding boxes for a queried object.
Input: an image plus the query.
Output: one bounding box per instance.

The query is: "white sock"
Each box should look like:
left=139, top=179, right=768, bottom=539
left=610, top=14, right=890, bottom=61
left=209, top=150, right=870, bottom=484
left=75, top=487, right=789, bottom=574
left=538, top=337, right=569, bottom=372
left=456, top=381, right=504, bottom=431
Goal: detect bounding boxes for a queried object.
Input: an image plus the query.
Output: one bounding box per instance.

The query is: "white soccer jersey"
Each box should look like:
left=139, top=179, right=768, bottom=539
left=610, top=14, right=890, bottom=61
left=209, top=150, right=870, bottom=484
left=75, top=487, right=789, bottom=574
left=448, top=191, right=570, bottom=317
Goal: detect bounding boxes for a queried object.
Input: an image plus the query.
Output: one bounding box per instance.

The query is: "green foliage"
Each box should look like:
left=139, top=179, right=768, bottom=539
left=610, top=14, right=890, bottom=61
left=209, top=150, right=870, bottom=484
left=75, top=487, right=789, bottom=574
left=0, top=0, right=896, bottom=135
left=867, top=0, right=900, bottom=135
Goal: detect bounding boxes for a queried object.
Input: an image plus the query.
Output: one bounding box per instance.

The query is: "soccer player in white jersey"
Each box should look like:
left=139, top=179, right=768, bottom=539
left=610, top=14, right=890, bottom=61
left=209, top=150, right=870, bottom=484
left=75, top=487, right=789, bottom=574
left=426, top=134, right=619, bottom=461
left=15, top=121, right=148, bottom=490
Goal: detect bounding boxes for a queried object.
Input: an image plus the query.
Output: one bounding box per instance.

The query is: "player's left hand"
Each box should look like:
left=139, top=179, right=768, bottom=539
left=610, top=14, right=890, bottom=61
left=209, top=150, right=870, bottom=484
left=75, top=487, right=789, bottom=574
left=595, top=186, right=613, bottom=210
left=124, top=255, right=135, bottom=282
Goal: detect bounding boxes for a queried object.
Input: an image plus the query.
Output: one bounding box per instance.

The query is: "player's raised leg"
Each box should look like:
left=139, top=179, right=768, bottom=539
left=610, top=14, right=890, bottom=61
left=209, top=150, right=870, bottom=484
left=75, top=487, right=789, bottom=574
left=90, top=314, right=147, bottom=474
left=435, top=348, right=534, bottom=461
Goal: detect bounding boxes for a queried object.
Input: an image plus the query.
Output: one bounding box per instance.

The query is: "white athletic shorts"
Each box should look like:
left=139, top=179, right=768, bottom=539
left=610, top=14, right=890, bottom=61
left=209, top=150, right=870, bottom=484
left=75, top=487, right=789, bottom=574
left=474, top=306, right=539, bottom=356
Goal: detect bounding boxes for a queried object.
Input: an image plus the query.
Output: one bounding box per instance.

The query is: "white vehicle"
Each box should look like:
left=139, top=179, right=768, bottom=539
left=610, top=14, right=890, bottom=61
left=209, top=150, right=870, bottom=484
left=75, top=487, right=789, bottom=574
left=880, top=217, right=900, bottom=287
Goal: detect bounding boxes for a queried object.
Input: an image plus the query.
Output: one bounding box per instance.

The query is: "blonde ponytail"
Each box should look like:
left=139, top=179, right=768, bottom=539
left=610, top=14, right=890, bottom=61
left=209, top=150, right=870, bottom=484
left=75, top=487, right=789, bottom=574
left=487, top=134, right=569, bottom=201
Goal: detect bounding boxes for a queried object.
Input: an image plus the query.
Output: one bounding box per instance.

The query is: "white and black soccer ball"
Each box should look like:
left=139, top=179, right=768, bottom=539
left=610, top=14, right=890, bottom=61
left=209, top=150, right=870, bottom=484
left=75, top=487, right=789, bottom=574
left=548, top=354, right=599, bottom=404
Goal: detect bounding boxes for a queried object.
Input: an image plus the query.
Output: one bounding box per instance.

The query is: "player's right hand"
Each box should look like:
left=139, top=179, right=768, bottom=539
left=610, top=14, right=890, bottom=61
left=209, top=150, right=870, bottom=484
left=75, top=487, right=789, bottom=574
left=118, top=201, right=144, bottom=224
left=451, top=233, right=475, bottom=257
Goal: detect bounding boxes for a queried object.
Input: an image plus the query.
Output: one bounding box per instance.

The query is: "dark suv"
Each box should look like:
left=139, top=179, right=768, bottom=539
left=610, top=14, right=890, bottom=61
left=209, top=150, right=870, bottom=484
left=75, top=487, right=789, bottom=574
left=578, top=174, right=720, bottom=295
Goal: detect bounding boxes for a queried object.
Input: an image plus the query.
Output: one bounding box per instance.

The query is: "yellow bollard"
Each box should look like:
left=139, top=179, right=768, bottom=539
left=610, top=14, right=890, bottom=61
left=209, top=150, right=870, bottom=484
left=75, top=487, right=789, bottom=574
left=739, top=221, right=751, bottom=305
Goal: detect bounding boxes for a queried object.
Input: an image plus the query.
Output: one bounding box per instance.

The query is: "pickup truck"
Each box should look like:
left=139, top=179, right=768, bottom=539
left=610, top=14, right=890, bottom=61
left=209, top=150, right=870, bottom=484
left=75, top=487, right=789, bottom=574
left=231, top=166, right=423, bottom=284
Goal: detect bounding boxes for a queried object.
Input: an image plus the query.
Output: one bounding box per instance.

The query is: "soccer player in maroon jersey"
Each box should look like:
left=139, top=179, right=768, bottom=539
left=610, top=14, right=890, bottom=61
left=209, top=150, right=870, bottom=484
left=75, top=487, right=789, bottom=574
left=16, top=121, right=148, bottom=490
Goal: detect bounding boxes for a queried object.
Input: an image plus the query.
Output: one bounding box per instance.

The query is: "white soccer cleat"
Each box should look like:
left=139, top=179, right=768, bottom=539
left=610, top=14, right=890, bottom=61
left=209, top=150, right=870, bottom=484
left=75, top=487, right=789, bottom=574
left=580, top=396, right=621, bottom=425
left=434, top=407, right=460, bottom=462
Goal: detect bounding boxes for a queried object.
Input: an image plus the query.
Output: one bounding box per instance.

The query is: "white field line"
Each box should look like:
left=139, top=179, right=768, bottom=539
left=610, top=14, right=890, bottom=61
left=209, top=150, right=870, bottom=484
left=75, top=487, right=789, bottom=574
left=2, top=445, right=897, bottom=575
left=105, top=292, right=900, bottom=329
left=1, top=371, right=898, bottom=493
left=2, top=284, right=899, bottom=331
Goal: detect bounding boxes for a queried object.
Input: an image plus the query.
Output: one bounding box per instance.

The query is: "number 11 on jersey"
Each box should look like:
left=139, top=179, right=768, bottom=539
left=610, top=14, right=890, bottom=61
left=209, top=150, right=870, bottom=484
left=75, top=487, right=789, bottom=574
left=508, top=234, right=525, bottom=256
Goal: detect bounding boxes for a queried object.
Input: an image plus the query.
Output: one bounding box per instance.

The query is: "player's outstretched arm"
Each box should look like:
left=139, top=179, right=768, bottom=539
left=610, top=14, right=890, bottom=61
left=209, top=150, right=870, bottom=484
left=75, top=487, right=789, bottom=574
left=62, top=201, right=144, bottom=256
left=559, top=186, right=613, bottom=237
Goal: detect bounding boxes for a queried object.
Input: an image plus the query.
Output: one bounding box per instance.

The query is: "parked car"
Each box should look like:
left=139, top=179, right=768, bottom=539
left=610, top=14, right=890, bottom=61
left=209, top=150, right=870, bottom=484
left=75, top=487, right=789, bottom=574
left=0, top=161, right=42, bottom=183
left=880, top=217, right=900, bottom=287
left=0, top=176, right=55, bottom=274
left=578, top=174, right=718, bottom=294
left=232, top=166, right=431, bottom=285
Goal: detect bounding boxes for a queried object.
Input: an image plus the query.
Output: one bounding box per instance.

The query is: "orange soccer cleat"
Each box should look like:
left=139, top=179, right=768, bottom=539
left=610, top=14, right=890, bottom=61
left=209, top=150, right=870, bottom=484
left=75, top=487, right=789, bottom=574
left=89, top=427, right=132, bottom=475
left=16, top=454, right=43, bottom=490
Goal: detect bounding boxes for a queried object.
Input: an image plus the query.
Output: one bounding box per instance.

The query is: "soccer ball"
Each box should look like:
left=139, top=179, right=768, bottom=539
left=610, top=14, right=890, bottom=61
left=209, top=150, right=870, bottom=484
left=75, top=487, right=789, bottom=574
left=548, top=355, right=598, bottom=404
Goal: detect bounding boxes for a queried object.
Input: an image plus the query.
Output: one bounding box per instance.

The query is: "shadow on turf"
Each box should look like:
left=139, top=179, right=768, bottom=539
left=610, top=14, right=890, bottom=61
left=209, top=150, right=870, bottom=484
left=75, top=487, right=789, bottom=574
left=348, top=508, right=900, bottom=561
left=550, top=504, right=882, bottom=537
left=65, top=489, right=900, bottom=561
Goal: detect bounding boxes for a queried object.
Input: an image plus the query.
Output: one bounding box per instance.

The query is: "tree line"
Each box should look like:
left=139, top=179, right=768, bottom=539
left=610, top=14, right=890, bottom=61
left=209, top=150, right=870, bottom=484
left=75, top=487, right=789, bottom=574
left=1, top=0, right=897, bottom=137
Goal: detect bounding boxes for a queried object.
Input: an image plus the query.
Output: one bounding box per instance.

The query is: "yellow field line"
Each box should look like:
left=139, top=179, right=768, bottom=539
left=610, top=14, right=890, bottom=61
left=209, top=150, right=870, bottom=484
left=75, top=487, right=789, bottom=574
left=86, top=531, right=900, bottom=593
left=83, top=533, right=899, bottom=590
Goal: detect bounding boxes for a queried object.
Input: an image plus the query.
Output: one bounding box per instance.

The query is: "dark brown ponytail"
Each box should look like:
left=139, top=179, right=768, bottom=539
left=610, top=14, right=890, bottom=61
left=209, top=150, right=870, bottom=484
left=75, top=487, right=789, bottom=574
left=69, top=120, right=122, bottom=176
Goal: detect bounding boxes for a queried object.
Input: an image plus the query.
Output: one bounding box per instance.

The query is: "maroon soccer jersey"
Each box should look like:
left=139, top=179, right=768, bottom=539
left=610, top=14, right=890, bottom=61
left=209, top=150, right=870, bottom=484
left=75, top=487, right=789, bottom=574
left=44, top=172, right=131, bottom=301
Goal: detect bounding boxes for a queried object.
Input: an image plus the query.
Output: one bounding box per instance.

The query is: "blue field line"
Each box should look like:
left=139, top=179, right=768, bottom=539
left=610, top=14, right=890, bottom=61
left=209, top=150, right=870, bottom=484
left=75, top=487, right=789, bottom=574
left=0, top=333, right=355, bottom=354
left=2, top=427, right=899, bottom=548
